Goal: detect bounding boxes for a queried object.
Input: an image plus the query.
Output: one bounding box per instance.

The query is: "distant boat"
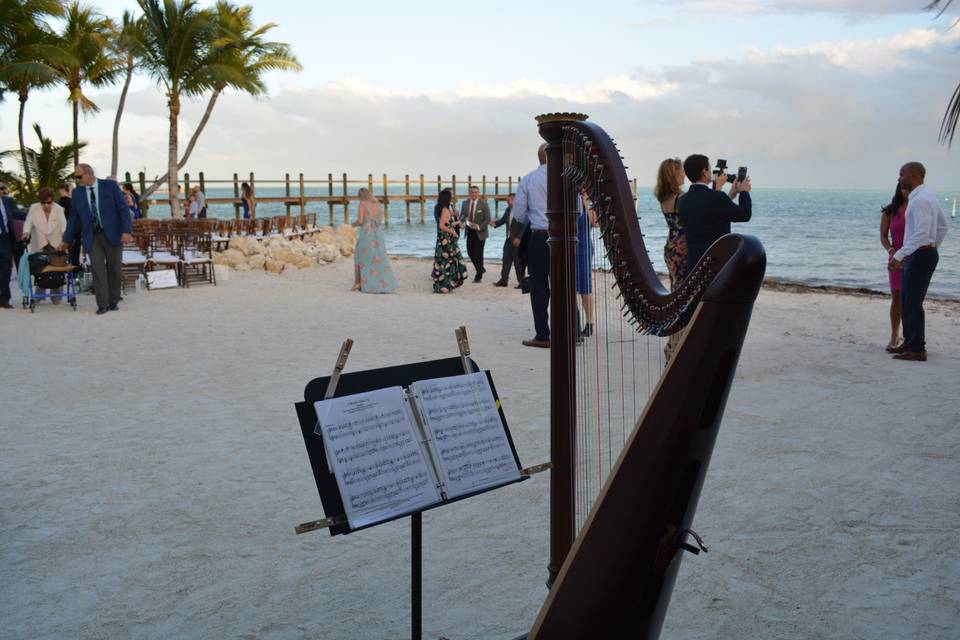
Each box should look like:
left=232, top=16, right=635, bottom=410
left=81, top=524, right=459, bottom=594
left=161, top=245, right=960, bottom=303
left=952, top=196, right=957, bottom=219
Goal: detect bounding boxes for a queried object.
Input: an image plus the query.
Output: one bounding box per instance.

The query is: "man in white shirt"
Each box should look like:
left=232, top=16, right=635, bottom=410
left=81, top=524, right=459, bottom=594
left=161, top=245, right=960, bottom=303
left=889, top=162, right=948, bottom=361
left=512, top=144, right=549, bottom=347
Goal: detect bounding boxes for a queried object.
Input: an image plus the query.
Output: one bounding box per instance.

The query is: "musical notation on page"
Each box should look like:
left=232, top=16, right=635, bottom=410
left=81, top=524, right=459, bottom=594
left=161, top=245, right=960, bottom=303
left=314, top=386, right=441, bottom=528
left=412, top=372, right=521, bottom=499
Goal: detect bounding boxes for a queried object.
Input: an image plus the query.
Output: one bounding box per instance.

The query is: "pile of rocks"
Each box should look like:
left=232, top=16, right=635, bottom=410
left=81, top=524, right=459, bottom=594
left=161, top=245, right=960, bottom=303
left=212, top=224, right=357, bottom=274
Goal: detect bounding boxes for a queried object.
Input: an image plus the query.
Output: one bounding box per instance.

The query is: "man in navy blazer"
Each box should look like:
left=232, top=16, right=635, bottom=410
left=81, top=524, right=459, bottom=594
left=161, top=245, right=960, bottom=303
left=0, top=185, right=24, bottom=308
left=678, top=154, right=752, bottom=275
left=59, top=164, right=133, bottom=314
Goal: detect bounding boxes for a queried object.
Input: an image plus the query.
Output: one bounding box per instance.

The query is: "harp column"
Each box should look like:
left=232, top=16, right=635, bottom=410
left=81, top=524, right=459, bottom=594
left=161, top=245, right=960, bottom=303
left=537, top=112, right=585, bottom=587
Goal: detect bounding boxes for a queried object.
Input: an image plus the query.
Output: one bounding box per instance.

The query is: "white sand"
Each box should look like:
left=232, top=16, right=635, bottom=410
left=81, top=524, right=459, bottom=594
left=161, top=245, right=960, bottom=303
left=2, top=257, right=958, bottom=639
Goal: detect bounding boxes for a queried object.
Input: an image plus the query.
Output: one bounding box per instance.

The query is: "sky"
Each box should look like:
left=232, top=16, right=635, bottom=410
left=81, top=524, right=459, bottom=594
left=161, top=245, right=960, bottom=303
left=2, top=0, right=960, bottom=191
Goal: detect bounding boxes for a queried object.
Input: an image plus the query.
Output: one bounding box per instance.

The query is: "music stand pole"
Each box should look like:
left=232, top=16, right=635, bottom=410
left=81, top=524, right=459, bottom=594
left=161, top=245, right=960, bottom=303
left=412, top=512, right=422, bottom=640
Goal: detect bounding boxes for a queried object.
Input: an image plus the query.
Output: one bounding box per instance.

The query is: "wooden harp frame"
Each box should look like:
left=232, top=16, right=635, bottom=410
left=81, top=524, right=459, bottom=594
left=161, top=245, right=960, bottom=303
left=530, top=113, right=766, bottom=639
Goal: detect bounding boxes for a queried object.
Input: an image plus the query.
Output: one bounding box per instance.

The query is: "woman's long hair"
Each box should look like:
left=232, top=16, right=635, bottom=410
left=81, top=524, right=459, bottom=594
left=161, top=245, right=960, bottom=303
left=241, top=182, right=252, bottom=199
left=358, top=187, right=374, bottom=202
left=882, top=183, right=906, bottom=217
left=437, top=188, right=453, bottom=211
left=654, top=157, right=683, bottom=203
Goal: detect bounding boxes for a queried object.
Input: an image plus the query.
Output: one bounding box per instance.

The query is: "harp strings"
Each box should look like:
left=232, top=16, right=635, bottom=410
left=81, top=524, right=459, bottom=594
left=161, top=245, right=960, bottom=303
left=562, top=127, right=668, bottom=531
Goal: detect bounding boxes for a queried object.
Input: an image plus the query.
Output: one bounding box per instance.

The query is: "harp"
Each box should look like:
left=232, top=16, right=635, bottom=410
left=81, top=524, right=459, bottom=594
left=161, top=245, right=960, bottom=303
left=527, top=113, right=766, bottom=638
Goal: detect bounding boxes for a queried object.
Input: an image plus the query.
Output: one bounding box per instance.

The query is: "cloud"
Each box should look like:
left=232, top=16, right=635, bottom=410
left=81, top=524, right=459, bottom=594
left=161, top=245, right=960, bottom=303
left=671, top=0, right=956, bottom=17
left=2, top=25, right=958, bottom=191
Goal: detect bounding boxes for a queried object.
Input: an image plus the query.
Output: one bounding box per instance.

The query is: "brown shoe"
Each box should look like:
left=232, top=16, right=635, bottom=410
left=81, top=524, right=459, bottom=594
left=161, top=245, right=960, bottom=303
left=522, top=338, right=550, bottom=348
left=892, top=351, right=927, bottom=362
left=887, top=343, right=908, bottom=354
left=0, top=303, right=13, bottom=309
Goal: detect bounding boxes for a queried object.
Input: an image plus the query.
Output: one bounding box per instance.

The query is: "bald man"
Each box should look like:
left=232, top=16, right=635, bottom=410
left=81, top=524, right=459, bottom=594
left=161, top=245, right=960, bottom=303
left=888, top=162, right=948, bottom=361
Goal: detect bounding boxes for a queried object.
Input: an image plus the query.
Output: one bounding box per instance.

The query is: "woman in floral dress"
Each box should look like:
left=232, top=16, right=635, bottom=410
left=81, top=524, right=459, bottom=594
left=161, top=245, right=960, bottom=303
left=352, top=188, right=399, bottom=293
left=431, top=188, right=467, bottom=293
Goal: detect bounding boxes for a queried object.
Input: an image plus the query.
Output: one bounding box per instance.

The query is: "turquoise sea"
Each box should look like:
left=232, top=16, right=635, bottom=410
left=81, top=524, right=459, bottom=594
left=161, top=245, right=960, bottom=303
left=152, top=185, right=960, bottom=299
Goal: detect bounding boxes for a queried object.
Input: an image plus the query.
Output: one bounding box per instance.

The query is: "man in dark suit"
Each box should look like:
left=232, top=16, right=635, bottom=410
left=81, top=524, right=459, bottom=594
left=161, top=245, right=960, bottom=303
left=459, top=185, right=491, bottom=282
left=678, top=154, right=752, bottom=275
left=490, top=193, right=527, bottom=288
left=59, top=164, right=133, bottom=315
left=0, top=184, right=23, bottom=309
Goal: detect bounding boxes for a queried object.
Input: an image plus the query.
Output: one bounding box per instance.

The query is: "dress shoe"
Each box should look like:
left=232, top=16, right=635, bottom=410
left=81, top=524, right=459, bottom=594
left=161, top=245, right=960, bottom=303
left=493, top=280, right=508, bottom=287
left=0, top=303, right=13, bottom=309
left=892, top=351, right=927, bottom=362
left=96, top=308, right=109, bottom=315
left=887, top=343, right=908, bottom=354
left=522, top=338, right=550, bottom=348
left=514, top=284, right=522, bottom=289
left=108, top=304, right=119, bottom=311
left=473, top=274, right=482, bottom=283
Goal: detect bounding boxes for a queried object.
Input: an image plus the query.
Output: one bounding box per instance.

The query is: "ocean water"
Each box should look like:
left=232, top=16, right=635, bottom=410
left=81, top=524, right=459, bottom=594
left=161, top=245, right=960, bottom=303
left=155, top=185, right=960, bottom=299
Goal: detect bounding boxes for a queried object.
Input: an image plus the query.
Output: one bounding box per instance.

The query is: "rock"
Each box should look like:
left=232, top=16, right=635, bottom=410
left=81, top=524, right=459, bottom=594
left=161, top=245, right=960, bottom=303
left=234, top=263, right=252, bottom=271
left=335, top=223, right=356, bottom=242
left=232, top=236, right=263, bottom=256
left=314, top=241, right=340, bottom=263
left=338, top=237, right=355, bottom=257
left=265, top=258, right=285, bottom=274
left=217, top=248, right=246, bottom=268
left=247, top=254, right=266, bottom=270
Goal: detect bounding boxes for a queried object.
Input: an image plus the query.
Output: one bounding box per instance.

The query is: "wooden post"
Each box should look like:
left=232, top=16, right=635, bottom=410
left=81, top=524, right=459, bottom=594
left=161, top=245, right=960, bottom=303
left=249, top=172, right=255, bottom=197
left=198, top=171, right=206, bottom=194
left=342, top=173, right=348, bottom=224
left=436, top=175, right=441, bottom=198
left=299, top=173, right=306, bottom=221
left=285, top=172, right=291, bottom=220
left=367, top=173, right=373, bottom=194
left=405, top=174, right=411, bottom=223
left=452, top=174, right=457, bottom=202
left=382, top=173, right=389, bottom=226
left=482, top=174, right=487, bottom=199
left=184, top=172, right=190, bottom=192
left=124, top=171, right=131, bottom=184
left=328, top=173, right=334, bottom=225
left=233, top=172, right=240, bottom=220
left=419, top=174, right=425, bottom=223
left=138, top=172, right=148, bottom=217
left=508, top=176, right=513, bottom=196
left=494, top=176, right=500, bottom=215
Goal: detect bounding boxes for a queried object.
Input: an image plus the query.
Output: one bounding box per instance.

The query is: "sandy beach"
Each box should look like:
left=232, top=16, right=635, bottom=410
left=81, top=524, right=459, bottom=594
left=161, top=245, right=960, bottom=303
left=2, top=256, right=959, bottom=640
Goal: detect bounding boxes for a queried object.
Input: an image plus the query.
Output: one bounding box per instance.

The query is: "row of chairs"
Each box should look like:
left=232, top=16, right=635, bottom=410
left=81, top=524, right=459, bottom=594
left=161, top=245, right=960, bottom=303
left=132, top=214, right=322, bottom=252
left=122, top=230, right=216, bottom=289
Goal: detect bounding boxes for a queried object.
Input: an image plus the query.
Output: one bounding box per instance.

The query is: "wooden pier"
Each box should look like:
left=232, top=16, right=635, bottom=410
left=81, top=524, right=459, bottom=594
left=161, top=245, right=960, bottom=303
left=129, top=171, right=640, bottom=224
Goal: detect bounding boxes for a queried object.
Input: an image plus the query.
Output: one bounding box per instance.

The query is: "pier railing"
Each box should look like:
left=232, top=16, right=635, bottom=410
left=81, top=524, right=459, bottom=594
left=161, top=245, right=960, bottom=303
left=128, top=171, right=640, bottom=224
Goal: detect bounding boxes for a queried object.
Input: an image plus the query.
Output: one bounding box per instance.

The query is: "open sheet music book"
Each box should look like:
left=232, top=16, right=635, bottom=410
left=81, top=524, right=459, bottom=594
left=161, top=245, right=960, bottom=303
left=313, top=372, right=521, bottom=529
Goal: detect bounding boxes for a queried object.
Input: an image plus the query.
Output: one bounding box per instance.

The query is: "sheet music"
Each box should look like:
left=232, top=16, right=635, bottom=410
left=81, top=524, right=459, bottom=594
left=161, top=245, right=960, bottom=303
left=314, top=386, right=441, bottom=528
left=411, top=372, right=520, bottom=499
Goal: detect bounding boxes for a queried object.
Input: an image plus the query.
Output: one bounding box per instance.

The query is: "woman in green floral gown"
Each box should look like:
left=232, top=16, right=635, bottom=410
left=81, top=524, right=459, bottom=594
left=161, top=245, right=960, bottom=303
left=431, top=188, right=467, bottom=293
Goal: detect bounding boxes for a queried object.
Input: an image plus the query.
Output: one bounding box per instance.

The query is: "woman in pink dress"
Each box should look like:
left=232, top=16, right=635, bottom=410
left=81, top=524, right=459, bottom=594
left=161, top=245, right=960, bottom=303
left=880, top=184, right=908, bottom=352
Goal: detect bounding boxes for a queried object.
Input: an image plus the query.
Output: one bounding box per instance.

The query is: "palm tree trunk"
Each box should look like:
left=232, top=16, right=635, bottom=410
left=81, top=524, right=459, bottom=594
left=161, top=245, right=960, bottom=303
left=18, top=90, right=34, bottom=194
left=142, top=88, right=222, bottom=199
left=168, top=95, right=181, bottom=218
left=72, top=99, right=80, bottom=166
left=111, top=58, right=134, bottom=178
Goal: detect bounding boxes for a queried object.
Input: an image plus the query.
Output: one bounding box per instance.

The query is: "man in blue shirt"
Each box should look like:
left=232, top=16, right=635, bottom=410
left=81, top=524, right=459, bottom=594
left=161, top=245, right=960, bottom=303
left=512, top=145, right=550, bottom=347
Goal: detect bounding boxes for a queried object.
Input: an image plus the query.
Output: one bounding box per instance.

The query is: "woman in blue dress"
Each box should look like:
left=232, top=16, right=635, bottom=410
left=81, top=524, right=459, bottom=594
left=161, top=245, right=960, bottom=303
left=576, top=188, right=597, bottom=337
left=352, top=188, right=399, bottom=293
left=241, top=182, right=255, bottom=220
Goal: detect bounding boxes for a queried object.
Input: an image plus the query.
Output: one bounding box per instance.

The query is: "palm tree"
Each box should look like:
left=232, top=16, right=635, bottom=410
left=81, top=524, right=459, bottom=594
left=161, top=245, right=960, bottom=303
left=111, top=10, right=143, bottom=177
left=130, top=0, right=216, bottom=217
left=1, top=123, right=87, bottom=194
left=50, top=1, right=123, bottom=166
left=927, top=0, right=959, bottom=145
left=0, top=0, right=71, bottom=194
left=139, top=1, right=301, bottom=198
